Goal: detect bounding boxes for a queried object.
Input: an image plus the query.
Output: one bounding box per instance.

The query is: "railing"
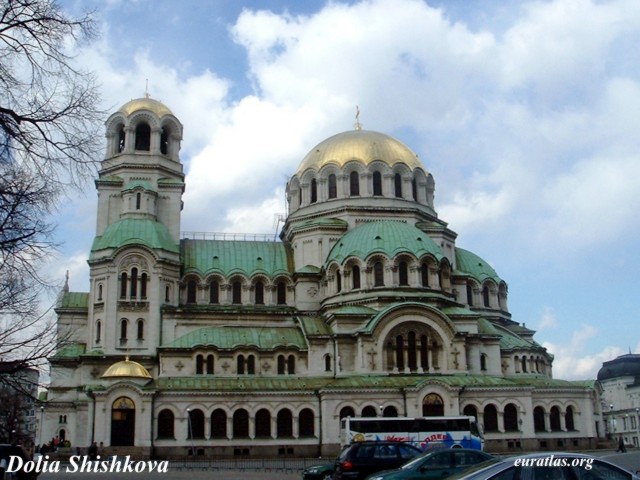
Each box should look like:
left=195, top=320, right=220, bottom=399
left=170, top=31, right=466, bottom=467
left=182, top=232, right=278, bottom=242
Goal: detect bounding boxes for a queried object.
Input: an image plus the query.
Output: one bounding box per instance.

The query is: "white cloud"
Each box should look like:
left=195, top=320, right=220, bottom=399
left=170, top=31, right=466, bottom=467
left=537, top=307, right=557, bottom=331
left=543, top=326, right=626, bottom=380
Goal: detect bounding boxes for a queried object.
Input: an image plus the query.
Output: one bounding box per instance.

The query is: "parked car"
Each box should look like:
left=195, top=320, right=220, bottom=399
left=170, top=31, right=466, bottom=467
left=334, top=441, right=423, bottom=480
left=447, top=452, right=640, bottom=480
left=366, top=448, right=494, bottom=480
left=303, top=462, right=335, bottom=480
left=0, top=444, right=38, bottom=480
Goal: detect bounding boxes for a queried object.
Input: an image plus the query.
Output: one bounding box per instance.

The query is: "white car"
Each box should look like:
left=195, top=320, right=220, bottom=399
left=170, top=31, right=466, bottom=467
left=448, top=452, right=640, bottom=480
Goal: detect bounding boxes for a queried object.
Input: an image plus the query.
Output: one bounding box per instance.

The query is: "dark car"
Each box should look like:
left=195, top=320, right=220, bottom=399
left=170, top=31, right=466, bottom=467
left=365, top=448, right=494, bottom=480
left=0, top=444, right=38, bottom=480
left=303, top=462, right=335, bottom=480
left=448, top=452, right=640, bottom=480
left=334, top=441, right=423, bottom=480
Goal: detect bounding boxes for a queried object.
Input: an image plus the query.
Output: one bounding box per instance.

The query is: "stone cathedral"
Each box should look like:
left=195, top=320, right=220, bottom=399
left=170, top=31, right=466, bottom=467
left=42, top=97, right=602, bottom=457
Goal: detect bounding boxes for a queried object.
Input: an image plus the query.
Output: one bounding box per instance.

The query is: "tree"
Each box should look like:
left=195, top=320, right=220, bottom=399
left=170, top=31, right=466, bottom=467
left=0, top=0, right=103, bottom=380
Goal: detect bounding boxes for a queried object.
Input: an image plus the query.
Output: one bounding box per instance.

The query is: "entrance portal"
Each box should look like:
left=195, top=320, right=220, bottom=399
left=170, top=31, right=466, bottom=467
left=111, top=396, right=135, bottom=446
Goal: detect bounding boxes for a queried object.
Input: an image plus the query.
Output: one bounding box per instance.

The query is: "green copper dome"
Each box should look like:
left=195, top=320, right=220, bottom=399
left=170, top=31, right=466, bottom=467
left=455, top=248, right=501, bottom=283
left=90, top=218, right=178, bottom=255
left=326, top=221, right=444, bottom=266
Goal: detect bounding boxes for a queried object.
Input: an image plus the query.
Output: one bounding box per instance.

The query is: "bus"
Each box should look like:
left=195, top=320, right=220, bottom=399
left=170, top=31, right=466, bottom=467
left=340, top=416, right=484, bottom=451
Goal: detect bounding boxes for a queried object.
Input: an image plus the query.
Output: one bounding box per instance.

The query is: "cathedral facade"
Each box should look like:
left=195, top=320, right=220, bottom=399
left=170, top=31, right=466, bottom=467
left=43, top=97, right=602, bottom=457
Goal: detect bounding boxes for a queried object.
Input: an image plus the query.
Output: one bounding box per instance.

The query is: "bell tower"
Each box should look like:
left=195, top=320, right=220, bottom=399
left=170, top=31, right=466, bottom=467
left=87, top=96, right=184, bottom=355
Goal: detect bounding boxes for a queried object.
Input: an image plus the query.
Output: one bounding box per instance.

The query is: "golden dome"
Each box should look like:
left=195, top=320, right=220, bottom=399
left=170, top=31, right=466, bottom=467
left=102, top=357, right=152, bottom=379
left=296, top=130, right=423, bottom=176
left=118, top=97, right=173, bottom=118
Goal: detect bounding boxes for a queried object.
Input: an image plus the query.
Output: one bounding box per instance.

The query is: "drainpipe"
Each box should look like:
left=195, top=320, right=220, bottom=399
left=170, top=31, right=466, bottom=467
left=150, top=392, right=157, bottom=459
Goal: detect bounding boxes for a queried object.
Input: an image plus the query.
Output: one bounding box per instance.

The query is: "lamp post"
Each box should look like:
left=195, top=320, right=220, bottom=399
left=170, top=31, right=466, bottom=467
left=38, top=406, right=45, bottom=449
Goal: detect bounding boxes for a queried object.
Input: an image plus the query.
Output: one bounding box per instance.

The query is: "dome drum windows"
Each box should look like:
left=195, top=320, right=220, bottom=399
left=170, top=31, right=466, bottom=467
left=119, top=266, right=149, bottom=302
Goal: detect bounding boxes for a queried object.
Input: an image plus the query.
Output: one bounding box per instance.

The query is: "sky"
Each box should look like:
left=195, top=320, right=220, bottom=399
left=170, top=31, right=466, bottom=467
left=49, top=0, right=640, bottom=380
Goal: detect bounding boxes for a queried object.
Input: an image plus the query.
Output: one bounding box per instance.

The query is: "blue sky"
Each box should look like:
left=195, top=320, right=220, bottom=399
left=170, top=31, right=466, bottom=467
left=51, top=0, right=640, bottom=380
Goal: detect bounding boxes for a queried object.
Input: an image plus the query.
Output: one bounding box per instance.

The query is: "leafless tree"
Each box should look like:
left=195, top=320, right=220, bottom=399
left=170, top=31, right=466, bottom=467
left=0, top=0, right=103, bottom=375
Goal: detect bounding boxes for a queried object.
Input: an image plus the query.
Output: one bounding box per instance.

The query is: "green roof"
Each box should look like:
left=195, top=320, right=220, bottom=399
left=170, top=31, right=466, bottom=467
left=298, top=316, right=333, bottom=335
left=53, top=343, right=87, bottom=359
left=153, top=373, right=596, bottom=393
left=91, top=219, right=178, bottom=254
left=123, top=179, right=155, bottom=192
left=161, top=326, right=307, bottom=350
left=58, top=292, right=89, bottom=309
left=326, top=221, right=444, bottom=265
left=330, top=305, right=378, bottom=316
left=455, top=248, right=502, bottom=283
left=181, top=239, right=291, bottom=278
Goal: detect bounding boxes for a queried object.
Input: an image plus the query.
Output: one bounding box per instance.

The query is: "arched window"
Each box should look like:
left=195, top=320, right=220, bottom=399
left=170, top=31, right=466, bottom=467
left=277, top=355, right=285, bottom=375
left=504, top=403, right=519, bottom=431
left=187, top=280, right=197, bottom=304
left=299, top=408, right=315, bottom=437
left=140, top=273, right=147, bottom=298
left=196, top=355, right=204, bottom=375
left=422, top=393, right=444, bottom=416
left=157, top=409, right=174, bottom=438
left=521, top=356, right=528, bottom=373
left=120, top=272, right=127, bottom=298
left=374, top=261, right=384, bottom=287
left=328, top=174, right=337, bottom=199
left=565, top=406, right=575, bottom=431
left=277, top=281, right=287, bottom=305
left=310, top=179, right=317, bottom=203
left=466, top=282, right=474, bottom=306
left=395, top=335, right=404, bottom=371
left=352, top=265, right=361, bottom=289
left=421, top=263, right=429, bottom=287
left=206, top=355, right=214, bottom=374
left=247, top=355, right=255, bottom=375
left=550, top=406, right=561, bottom=431
left=398, top=261, right=408, bottom=286
left=135, top=123, right=151, bottom=151
left=97, top=284, right=103, bottom=301
left=165, top=285, right=170, bottom=303
left=187, top=409, right=205, bottom=439
left=277, top=409, right=293, bottom=438
left=237, top=355, right=245, bottom=375
left=349, top=171, right=359, bottom=196
left=232, top=281, right=242, bottom=304
left=394, top=173, right=402, bottom=197
left=255, top=281, right=264, bottom=305
left=95, top=320, right=101, bottom=343
left=255, top=409, right=271, bottom=438
left=287, top=355, right=295, bottom=374
left=160, top=127, right=169, bottom=155
left=117, top=126, right=125, bottom=153
left=336, top=270, right=342, bottom=292
left=483, top=404, right=498, bottom=432
left=362, top=406, right=377, bottom=417
left=233, top=409, right=249, bottom=438
left=407, top=331, right=417, bottom=370
left=209, top=280, right=219, bottom=304
left=136, top=319, right=144, bottom=340
left=372, top=171, right=382, bottom=196
left=120, top=319, right=128, bottom=340
left=324, top=354, right=332, bottom=372
left=463, top=405, right=478, bottom=421
left=211, top=409, right=227, bottom=438
left=534, top=406, right=546, bottom=432
left=383, top=406, right=398, bottom=417
left=412, top=177, right=417, bottom=200
left=135, top=192, right=141, bottom=210
left=130, top=268, right=138, bottom=298
left=480, top=353, right=487, bottom=371
left=339, top=407, right=355, bottom=419
left=483, top=285, right=490, bottom=307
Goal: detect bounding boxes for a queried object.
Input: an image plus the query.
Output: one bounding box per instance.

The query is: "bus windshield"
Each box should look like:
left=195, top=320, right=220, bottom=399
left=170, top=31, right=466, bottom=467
left=340, top=416, right=484, bottom=451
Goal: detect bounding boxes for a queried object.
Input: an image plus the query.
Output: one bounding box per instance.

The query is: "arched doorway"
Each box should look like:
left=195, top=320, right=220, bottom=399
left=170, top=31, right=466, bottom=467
left=111, top=397, right=135, bottom=446
left=422, top=393, right=444, bottom=416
